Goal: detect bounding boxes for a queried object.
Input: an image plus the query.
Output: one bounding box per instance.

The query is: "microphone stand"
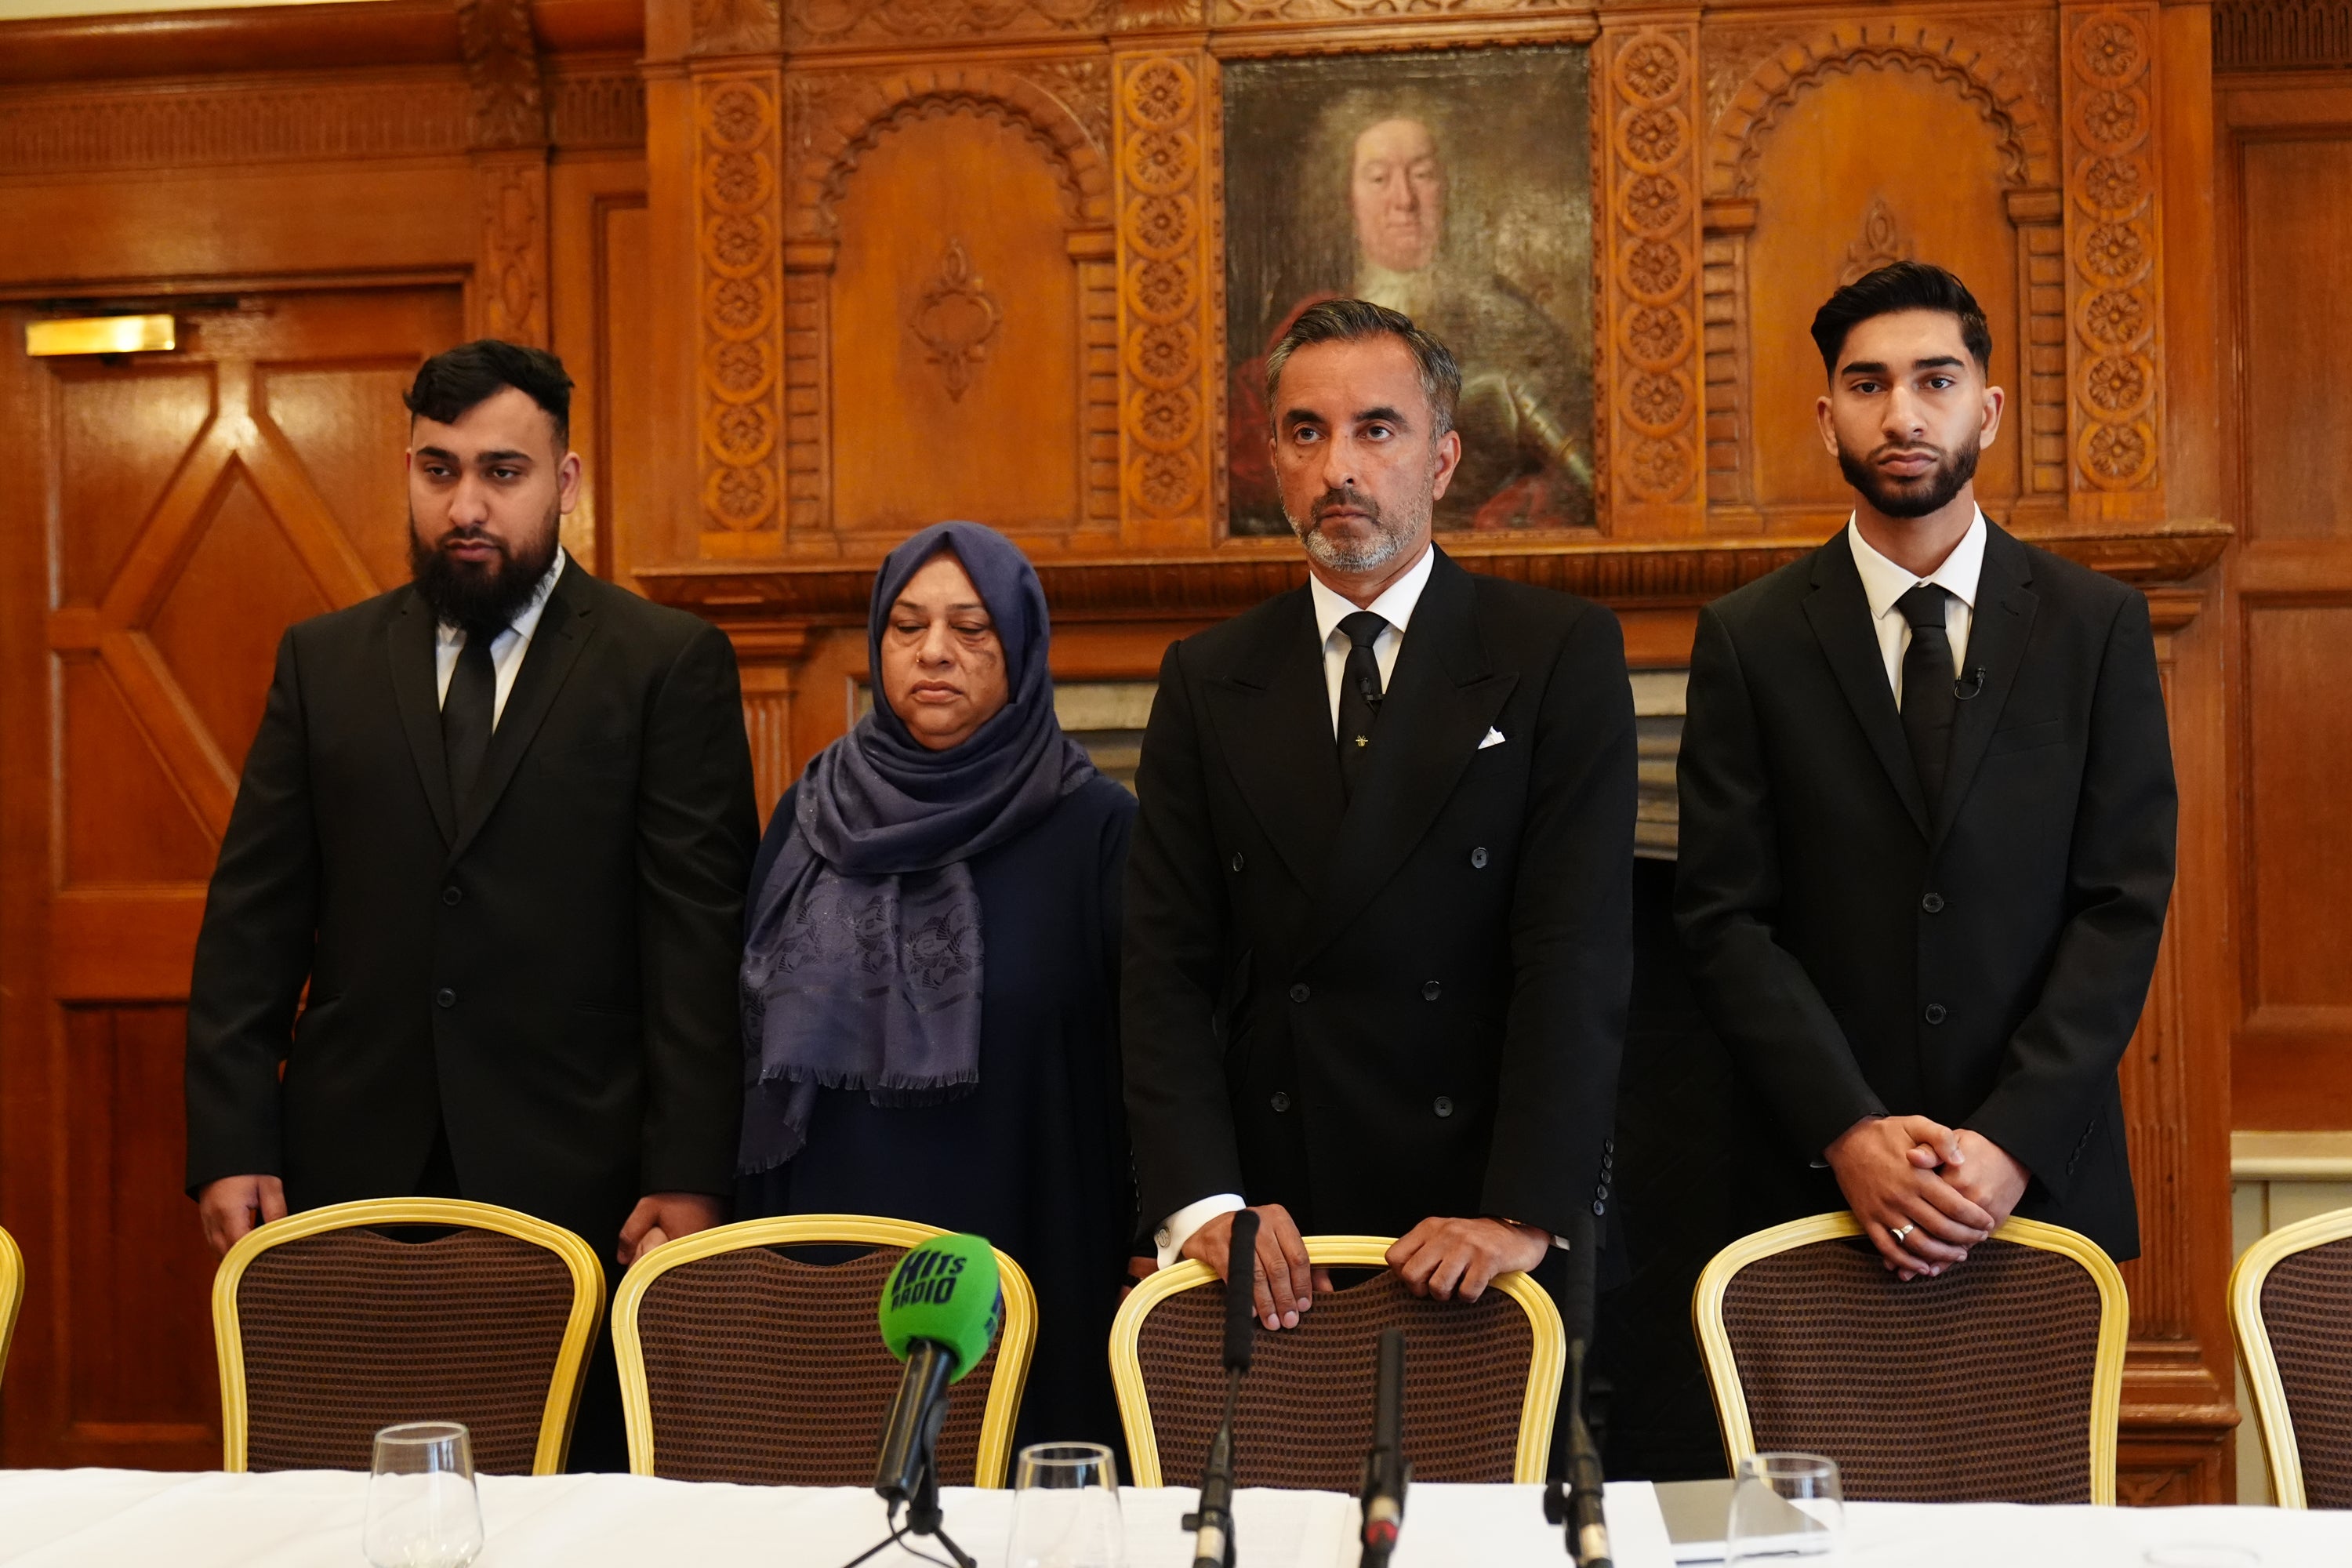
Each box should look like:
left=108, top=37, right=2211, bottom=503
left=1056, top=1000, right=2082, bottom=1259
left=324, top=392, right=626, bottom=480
left=1543, top=1211, right=1613, bottom=1568
left=1184, top=1209, right=1260, bottom=1568
left=1358, top=1327, right=1409, bottom=1568
left=840, top=1382, right=976, bottom=1568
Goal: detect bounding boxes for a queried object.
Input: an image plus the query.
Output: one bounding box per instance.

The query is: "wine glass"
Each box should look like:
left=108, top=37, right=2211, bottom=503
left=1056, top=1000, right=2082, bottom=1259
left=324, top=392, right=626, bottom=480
left=1004, top=1441, right=1123, bottom=1568
left=362, top=1421, right=485, bottom=1568
left=1725, top=1451, right=1843, bottom=1563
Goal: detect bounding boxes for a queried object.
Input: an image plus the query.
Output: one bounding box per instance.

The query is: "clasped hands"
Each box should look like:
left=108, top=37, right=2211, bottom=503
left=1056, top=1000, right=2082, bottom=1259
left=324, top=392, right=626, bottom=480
left=1824, top=1115, right=2031, bottom=1282
left=1181, top=1204, right=1549, bottom=1330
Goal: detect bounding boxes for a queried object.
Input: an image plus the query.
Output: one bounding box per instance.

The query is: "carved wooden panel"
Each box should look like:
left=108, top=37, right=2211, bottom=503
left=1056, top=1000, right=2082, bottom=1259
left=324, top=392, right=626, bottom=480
left=696, top=67, right=789, bottom=555
left=786, top=0, right=1113, bottom=51
left=1701, top=20, right=2062, bottom=530
left=1114, top=50, right=1219, bottom=548
left=2215, top=0, right=2352, bottom=70
left=2062, top=3, right=2165, bottom=519
left=1595, top=19, right=1707, bottom=536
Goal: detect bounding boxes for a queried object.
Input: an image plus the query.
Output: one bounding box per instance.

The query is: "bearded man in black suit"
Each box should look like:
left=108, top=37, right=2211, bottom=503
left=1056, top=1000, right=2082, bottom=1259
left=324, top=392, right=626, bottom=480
left=1123, top=298, right=1634, bottom=1329
left=1675, top=263, right=2176, bottom=1276
left=184, top=340, right=757, bottom=1465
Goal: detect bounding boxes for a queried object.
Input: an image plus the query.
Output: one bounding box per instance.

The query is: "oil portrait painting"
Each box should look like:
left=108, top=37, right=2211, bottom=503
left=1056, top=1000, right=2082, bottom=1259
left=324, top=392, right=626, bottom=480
left=1223, top=46, right=1597, bottom=536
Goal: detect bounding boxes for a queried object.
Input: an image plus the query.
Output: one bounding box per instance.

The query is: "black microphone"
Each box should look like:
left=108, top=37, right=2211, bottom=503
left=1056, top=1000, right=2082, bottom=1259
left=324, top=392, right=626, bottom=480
left=1186, top=1209, right=1259, bottom=1568
left=1544, top=1210, right=1611, bottom=1567
left=1359, top=1327, right=1409, bottom=1568
left=1955, top=666, right=1987, bottom=700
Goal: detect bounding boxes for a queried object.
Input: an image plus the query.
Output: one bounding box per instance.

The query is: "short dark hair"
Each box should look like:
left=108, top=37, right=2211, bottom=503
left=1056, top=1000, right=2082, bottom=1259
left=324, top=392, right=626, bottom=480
left=403, top=339, right=575, bottom=448
left=1265, top=298, right=1462, bottom=437
left=1809, top=261, right=1992, bottom=379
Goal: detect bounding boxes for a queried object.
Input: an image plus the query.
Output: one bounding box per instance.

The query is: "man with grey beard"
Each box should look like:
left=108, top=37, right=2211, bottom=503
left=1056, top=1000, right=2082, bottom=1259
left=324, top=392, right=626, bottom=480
left=1123, top=298, right=1635, bottom=1329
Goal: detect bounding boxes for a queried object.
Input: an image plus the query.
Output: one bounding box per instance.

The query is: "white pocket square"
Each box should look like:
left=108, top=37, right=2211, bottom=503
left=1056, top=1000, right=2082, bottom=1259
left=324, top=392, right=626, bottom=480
left=1478, top=728, right=1506, bottom=750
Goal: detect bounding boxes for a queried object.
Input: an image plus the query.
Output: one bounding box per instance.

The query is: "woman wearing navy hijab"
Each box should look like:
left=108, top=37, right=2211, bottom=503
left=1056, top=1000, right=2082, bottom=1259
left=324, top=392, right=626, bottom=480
left=739, top=521, right=1139, bottom=1453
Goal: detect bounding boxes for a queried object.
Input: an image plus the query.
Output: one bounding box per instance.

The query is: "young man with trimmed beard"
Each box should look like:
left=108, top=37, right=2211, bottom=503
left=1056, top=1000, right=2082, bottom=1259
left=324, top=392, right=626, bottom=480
left=1675, top=263, right=2176, bottom=1276
left=184, top=340, right=756, bottom=1465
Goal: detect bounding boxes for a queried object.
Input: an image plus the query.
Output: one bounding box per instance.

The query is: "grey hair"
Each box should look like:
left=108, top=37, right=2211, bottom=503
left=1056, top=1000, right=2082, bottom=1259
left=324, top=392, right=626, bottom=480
left=1263, top=297, right=1462, bottom=438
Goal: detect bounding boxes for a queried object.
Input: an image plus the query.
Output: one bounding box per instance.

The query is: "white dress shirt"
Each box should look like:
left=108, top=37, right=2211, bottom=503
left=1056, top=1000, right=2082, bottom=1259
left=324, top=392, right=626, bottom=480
left=433, top=546, right=567, bottom=727
left=1307, top=541, right=1435, bottom=735
left=1846, top=513, right=1985, bottom=702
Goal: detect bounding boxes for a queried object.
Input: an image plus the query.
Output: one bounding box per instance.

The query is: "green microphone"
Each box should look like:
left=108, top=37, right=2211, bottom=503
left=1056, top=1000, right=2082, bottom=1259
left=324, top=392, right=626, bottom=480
left=873, top=1234, right=1004, bottom=1512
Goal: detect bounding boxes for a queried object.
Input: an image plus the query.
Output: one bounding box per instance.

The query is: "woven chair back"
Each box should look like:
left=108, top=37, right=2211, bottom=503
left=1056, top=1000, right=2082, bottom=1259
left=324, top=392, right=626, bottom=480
left=1134, top=1269, right=1533, bottom=1490
left=1719, top=1232, right=2101, bottom=1502
left=630, top=1243, right=1002, bottom=1486
left=2254, top=1236, right=2352, bottom=1508
left=234, top=1225, right=579, bottom=1474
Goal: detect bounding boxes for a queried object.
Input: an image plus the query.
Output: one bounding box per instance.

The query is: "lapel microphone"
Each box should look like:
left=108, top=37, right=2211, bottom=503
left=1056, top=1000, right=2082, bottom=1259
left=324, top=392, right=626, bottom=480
left=1955, top=666, right=1987, bottom=701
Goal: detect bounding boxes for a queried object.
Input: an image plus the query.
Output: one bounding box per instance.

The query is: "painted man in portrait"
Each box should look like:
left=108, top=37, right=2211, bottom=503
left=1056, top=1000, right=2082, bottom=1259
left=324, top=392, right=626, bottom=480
left=1229, top=101, right=1595, bottom=532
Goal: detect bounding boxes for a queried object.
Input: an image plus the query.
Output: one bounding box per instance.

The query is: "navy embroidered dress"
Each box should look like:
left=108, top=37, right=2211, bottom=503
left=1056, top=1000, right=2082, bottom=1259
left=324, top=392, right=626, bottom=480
left=738, top=771, right=1140, bottom=1454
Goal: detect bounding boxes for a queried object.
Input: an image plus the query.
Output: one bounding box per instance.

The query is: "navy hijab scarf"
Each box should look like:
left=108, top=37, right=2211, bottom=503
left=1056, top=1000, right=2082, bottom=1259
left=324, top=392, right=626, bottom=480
left=738, top=522, right=1094, bottom=1172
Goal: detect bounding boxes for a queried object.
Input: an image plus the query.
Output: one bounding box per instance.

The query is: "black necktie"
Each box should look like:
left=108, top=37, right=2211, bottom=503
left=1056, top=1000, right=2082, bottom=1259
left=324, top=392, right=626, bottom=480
left=443, top=631, right=498, bottom=811
left=1335, top=609, right=1388, bottom=797
left=1896, top=584, right=1957, bottom=818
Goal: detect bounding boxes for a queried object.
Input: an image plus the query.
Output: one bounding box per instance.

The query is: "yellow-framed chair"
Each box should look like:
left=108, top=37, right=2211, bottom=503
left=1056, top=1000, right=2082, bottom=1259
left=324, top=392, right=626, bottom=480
left=1693, top=1213, right=2127, bottom=1504
left=2230, top=1204, right=2352, bottom=1508
left=612, top=1214, right=1037, bottom=1486
left=1111, top=1235, right=1563, bottom=1488
left=213, top=1198, right=604, bottom=1475
left=0, top=1223, right=23, bottom=1391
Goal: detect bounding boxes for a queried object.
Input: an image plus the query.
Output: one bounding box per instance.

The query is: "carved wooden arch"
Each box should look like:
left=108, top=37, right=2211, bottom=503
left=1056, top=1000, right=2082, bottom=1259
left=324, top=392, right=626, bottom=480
left=1704, top=21, right=2058, bottom=200
left=791, top=68, right=1113, bottom=238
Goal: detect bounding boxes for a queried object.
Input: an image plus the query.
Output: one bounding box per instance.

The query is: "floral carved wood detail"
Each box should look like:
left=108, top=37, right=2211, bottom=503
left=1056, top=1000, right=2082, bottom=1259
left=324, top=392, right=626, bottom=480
left=909, top=239, right=1003, bottom=401
left=697, top=71, right=788, bottom=549
left=1114, top=53, right=1214, bottom=531
left=2062, top=2, right=2163, bottom=510
left=786, top=0, right=1110, bottom=48
left=1841, top=195, right=1913, bottom=283
left=1598, top=23, right=1706, bottom=524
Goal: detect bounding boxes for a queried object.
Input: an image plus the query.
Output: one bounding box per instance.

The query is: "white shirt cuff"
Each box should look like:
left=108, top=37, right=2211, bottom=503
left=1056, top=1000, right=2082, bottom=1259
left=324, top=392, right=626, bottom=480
left=1153, top=1192, right=1246, bottom=1270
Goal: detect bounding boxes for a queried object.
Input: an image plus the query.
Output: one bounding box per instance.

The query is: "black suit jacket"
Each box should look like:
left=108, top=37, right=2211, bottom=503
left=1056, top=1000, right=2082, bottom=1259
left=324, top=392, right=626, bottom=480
left=1123, top=548, right=1635, bottom=1240
left=184, top=564, right=758, bottom=1250
left=1673, top=522, right=2176, bottom=1259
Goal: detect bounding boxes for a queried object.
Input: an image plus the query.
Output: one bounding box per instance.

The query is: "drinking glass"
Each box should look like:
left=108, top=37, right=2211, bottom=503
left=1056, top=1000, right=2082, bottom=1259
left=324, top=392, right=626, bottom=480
left=362, top=1421, right=485, bottom=1568
left=1725, top=1452, right=1844, bottom=1563
left=1004, top=1441, right=1123, bottom=1568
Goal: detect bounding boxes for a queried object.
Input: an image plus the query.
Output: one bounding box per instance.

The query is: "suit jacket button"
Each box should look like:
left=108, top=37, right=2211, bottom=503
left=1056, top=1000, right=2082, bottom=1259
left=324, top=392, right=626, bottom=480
left=1421, top=980, right=1442, bottom=1001
left=1289, top=983, right=1310, bottom=1004
left=1593, top=1200, right=1606, bottom=1217
left=1270, top=1092, right=1291, bottom=1113
left=435, top=987, right=457, bottom=1009
left=1924, top=1002, right=1948, bottom=1025
left=1470, top=847, right=1489, bottom=869
left=1921, top=892, right=1945, bottom=914
left=1433, top=1096, right=1454, bottom=1118
left=442, top=885, right=463, bottom=906
left=1230, top=853, right=1244, bottom=873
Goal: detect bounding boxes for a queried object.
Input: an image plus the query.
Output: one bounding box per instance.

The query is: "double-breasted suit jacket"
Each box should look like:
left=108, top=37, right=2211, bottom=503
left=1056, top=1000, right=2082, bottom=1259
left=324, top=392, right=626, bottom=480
left=1674, top=521, right=2176, bottom=1259
left=1123, top=548, right=1636, bottom=1243
left=184, top=564, right=758, bottom=1252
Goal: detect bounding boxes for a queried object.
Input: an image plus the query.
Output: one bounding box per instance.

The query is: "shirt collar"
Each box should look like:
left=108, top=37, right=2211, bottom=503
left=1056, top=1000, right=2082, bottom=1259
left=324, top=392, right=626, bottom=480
left=436, top=545, right=568, bottom=645
left=1846, top=511, right=1986, bottom=622
left=1308, top=541, right=1436, bottom=647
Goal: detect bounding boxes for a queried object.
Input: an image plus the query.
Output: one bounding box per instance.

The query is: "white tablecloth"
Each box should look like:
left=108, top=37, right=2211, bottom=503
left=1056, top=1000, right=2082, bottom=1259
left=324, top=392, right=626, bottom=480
left=3, top=1468, right=2348, bottom=1566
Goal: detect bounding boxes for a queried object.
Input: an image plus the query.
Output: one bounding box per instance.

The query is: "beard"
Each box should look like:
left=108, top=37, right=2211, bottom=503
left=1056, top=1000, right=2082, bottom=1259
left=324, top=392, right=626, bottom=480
left=1286, top=484, right=1425, bottom=575
left=1836, top=434, right=1980, bottom=520
left=408, top=506, right=561, bottom=637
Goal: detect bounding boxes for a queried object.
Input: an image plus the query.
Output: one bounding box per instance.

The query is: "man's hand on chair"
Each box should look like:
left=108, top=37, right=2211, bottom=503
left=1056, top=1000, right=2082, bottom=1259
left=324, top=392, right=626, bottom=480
left=1824, top=1114, right=1995, bottom=1281
left=1181, top=1204, right=1331, bottom=1330
left=617, top=1192, right=724, bottom=1269
left=1388, top=1217, right=1548, bottom=1303
left=198, top=1174, right=288, bottom=1257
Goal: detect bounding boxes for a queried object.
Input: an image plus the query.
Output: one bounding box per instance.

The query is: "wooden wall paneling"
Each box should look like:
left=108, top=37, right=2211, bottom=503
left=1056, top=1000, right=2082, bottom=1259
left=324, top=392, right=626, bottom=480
left=1699, top=18, right=2061, bottom=536
left=550, top=151, right=655, bottom=575
left=1595, top=14, right=1706, bottom=538
left=2218, top=74, right=2352, bottom=1131
left=696, top=61, right=789, bottom=558
left=2115, top=586, right=2238, bottom=1504
left=463, top=0, right=554, bottom=346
